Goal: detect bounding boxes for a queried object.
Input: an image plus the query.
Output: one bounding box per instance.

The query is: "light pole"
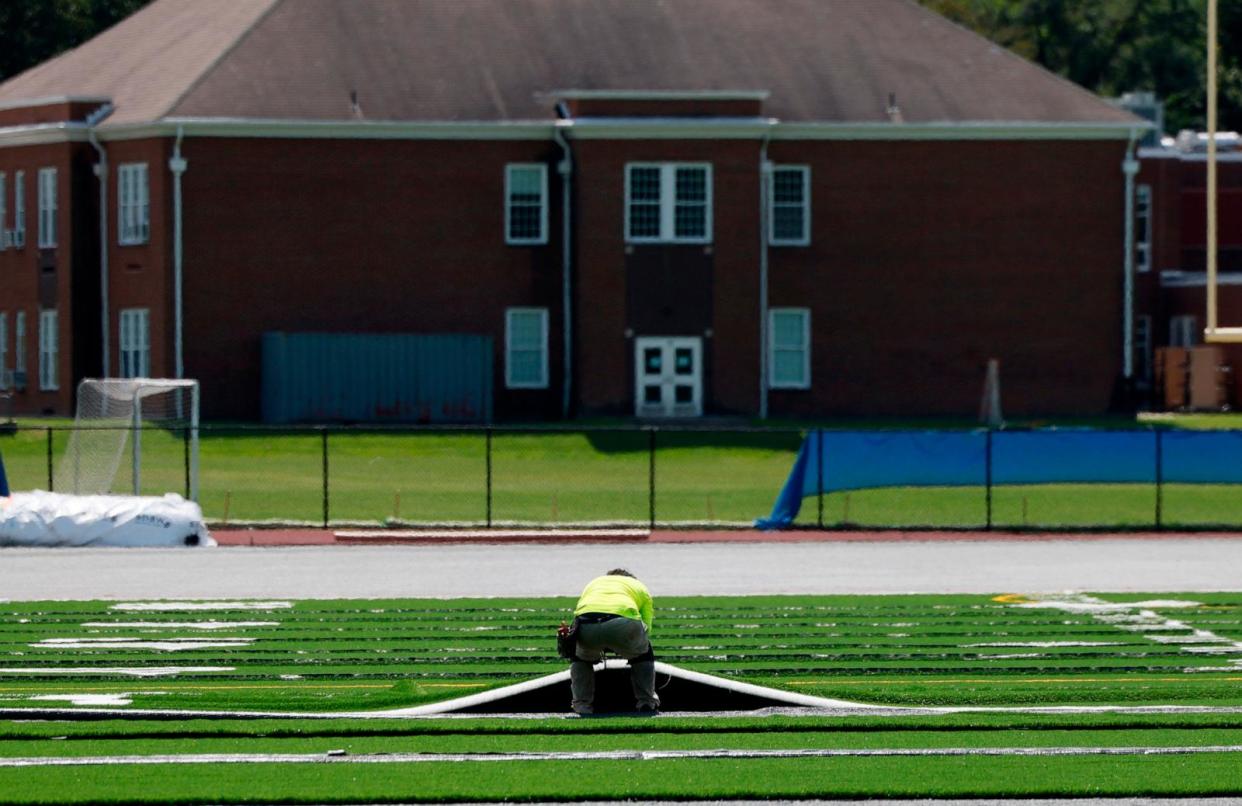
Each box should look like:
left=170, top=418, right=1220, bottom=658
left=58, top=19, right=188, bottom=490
left=1206, top=0, right=1221, bottom=337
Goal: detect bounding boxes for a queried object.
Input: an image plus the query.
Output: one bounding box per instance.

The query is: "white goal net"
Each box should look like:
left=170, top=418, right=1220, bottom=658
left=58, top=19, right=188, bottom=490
left=57, top=379, right=199, bottom=499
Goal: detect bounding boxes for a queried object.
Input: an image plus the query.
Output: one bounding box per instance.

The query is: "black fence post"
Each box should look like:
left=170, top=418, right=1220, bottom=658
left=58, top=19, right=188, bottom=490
left=816, top=429, right=824, bottom=529
left=46, top=427, right=53, bottom=491
left=1155, top=428, right=1164, bottom=531
left=648, top=427, right=657, bottom=530
left=985, top=428, right=993, bottom=531
left=485, top=427, right=493, bottom=528
left=321, top=427, right=330, bottom=528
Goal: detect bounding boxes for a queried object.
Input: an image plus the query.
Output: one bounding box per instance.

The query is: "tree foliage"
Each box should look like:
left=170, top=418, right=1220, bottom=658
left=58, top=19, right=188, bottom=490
left=0, top=0, right=152, bottom=84
left=0, top=0, right=1236, bottom=135
left=919, top=0, right=1242, bottom=134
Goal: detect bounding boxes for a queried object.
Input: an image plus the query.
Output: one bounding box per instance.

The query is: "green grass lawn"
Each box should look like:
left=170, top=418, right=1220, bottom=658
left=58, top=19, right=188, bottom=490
left=4, top=416, right=1242, bottom=527
left=3, top=593, right=1242, bottom=801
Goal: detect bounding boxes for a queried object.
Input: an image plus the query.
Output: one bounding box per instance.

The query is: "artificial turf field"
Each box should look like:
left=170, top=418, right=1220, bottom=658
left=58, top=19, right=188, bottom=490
left=2, top=592, right=1242, bottom=802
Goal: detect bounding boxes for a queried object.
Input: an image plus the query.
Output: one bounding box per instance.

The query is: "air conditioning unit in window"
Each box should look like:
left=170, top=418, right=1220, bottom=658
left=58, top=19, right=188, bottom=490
left=0, top=370, right=13, bottom=390
left=12, top=370, right=26, bottom=391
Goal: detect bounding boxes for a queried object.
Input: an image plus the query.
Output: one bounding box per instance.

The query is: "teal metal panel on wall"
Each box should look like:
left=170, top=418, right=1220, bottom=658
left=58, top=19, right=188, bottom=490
left=261, top=333, right=493, bottom=423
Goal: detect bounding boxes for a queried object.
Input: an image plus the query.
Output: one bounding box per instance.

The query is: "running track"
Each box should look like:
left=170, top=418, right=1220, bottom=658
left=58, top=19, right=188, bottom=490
left=1, top=529, right=1240, bottom=600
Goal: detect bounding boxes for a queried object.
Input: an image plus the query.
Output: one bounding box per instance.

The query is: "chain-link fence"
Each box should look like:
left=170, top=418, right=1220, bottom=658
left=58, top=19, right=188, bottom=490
left=2, top=424, right=1241, bottom=530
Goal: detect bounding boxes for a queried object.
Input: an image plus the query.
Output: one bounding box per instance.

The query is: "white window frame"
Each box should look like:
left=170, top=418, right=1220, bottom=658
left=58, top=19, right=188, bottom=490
left=38, top=309, right=57, bottom=390
left=1135, top=183, right=1152, bottom=273
left=13, top=170, right=25, bottom=247
left=14, top=311, right=26, bottom=377
left=0, top=313, right=7, bottom=390
left=625, top=162, right=712, bottom=244
left=768, top=308, right=812, bottom=390
left=504, top=163, right=548, bottom=245
left=119, top=308, right=151, bottom=378
left=1170, top=315, right=1198, bottom=348
left=770, top=165, right=811, bottom=246
left=118, top=163, right=150, bottom=245
left=505, top=307, right=549, bottom=389
left=0, top=172, right=6, bottom=250
left=37, top=167, right=56, bottom=248
left=1134, top=313, right=1153, bottom=385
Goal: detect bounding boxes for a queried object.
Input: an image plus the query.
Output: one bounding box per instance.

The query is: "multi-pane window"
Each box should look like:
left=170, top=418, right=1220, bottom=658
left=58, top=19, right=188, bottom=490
left=0, top=313, right=7, bottom=390
left=505, top=308, right=548, bottom=388
left=14, top=311, right=26, bottom=378
left=118, top=163, right=150, bottom=245
left=37, top=168, right=56, bottom=248
left=13, top=170, right=24, bottom=247
left=625, top=163, right=712, bottom=243
left=1170, top=315, right=1198, bottom=348
left=770, top=166, right=810, bottom=246
left=38, top=309, right=57, bottom=390
left=1134, top=314, right=1153, bottom=386
left=1135, top=184, right=1151, bottom=273
left=0, top=172, right=6, bottom=250
left=505, top=164, right=547, bottom=245
left=769, top=308, right=811, bottom=389
left=119, top=308, right=150, bottom=378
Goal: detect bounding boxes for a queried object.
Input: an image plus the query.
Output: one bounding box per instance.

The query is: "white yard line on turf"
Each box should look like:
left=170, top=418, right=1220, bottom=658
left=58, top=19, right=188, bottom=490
left=80, top=621, right=279, bottom=630
left=4, top=746, right=1242, bottom=767
left=1009, top=594, right=1242, bottom=672
left=0, top=667, right=233, bottom=677
left=110, top=602, right=292, bottom=611
left=32, top=638, right=254, bottom=651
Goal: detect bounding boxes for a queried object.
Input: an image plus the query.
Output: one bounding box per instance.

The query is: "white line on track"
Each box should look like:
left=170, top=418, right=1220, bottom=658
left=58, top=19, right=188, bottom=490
left=335, top=529, right=650, bottom=540
left=4, top=746, right=1242, bottom=767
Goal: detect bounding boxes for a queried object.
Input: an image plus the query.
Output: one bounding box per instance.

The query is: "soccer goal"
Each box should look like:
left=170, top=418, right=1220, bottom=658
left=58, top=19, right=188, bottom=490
left=57, top=379, right=199, bottom=499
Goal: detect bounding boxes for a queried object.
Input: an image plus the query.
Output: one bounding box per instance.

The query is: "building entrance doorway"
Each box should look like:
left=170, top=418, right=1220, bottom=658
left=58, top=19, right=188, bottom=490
left=634, top=337, right=702, bottom=417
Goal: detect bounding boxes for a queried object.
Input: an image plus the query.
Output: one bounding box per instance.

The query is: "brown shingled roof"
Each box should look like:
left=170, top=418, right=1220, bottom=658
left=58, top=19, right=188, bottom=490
left=0, top=0, right=278, bottom=126
left=0, top=0, right=1138, bottom=127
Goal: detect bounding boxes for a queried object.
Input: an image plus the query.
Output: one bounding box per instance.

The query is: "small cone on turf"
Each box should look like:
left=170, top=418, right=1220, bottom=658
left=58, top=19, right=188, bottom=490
left=979, top=358, right=1004, bottom=428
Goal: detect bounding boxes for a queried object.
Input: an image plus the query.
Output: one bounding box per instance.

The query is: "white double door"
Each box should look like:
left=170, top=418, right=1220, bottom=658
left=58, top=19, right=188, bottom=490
left=634, top=336, right=702, bottom=417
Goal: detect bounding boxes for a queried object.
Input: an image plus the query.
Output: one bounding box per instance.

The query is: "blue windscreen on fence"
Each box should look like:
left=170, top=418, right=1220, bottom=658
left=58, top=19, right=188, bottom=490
left=756, top=429, right=1242, bottom=529
left=0, top=452, right=8, bottom=497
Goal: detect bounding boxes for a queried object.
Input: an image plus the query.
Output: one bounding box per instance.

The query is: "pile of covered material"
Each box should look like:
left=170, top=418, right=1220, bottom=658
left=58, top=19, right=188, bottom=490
left=0, top=491, right=214, bottom=548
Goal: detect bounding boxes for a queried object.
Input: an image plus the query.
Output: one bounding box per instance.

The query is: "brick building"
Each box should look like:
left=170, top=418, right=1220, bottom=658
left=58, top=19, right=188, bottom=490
left=0, top=0, right=1148, bottom=421
left=1134, top=132, right=1242, bottom=404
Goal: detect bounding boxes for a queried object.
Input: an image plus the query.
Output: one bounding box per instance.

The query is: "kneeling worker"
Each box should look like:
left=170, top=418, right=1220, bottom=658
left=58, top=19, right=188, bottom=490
left=570, top=568, right=659, bottom=714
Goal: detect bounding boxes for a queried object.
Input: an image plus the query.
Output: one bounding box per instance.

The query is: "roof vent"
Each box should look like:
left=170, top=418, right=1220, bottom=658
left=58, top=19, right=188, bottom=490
left=886, top=92, right=904, bottom=124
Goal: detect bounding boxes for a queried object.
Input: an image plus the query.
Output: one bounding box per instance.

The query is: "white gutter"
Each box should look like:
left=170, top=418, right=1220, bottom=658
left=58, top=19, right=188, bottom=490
left=544, top=90, right=772, bottom=101
left=553, top=121, right=574, bottom=419
left=86, top=104, right=115, bottom=377
left=169, top=126, right=187, bottom=379
left=1122, top=131, right=1140, bottom=380
left=2, top=117, right=1151, bottom=146
left=758, top=127, right=774, bottom=419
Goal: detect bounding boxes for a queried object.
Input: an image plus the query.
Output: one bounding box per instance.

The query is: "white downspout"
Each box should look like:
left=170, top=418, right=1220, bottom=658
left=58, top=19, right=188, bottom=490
left=170, top=126, right=187, bottom=379
left=1122, top=131, right=1140, bottom=381
left=553, top=121, right=574, bottom=419
left=758, top=129, right=773, bottom=419
left=86, top=104, right=114, bottom=377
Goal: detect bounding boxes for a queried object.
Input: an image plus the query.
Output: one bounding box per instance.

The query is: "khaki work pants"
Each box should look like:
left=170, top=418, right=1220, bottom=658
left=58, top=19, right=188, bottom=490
left=570, top=616, right=658, bottom=714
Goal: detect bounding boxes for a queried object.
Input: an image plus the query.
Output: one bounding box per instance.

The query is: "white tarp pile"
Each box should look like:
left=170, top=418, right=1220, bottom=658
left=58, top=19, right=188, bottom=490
left=0, top=491, right=214, bottom=547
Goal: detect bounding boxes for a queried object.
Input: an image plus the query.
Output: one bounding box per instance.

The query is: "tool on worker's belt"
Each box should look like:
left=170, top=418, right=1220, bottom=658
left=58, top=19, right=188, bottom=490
left=556, top=619, right=578, bottom=659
